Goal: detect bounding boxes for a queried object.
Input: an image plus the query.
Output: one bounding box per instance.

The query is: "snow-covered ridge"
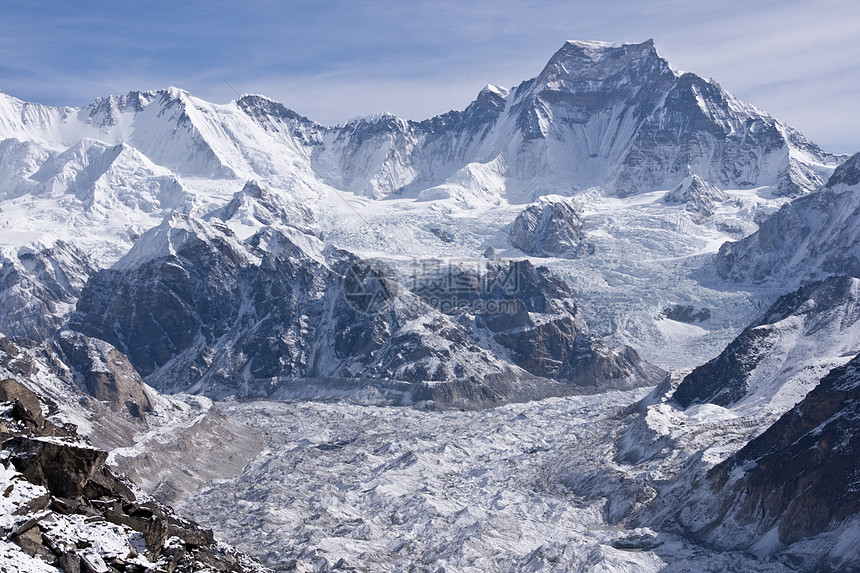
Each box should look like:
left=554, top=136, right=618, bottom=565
left=0, top=38, right=849, bottom=373
left=717, top=152, right=860, bottom=286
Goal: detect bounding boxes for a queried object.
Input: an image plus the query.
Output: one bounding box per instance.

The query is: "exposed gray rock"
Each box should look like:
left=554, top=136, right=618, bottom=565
left=5, top=436, right=107, bottom=499
left=207, top=179, right=315, bottom=234
left=663, top=172, right=726, bottom=223
left=672, top=275, right=860, bottom=408
left=0, top=241, right=95, bottom=341
left=660, top=305, right=710, bottom=323
left=53, top=330, right=154, bottom=421
left=70, top=212, right=662, bottom=405
left=677, top=353, right=860, bottom=554
left=717, top=152, right=860, bottom=285
left=0, top=382, right=270, bottom=572
left=511, top=196, right=594, bottom=258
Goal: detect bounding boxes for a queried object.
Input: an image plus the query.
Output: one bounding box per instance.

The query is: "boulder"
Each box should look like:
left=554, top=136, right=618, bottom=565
left=5, top=436, right=107, bottom=498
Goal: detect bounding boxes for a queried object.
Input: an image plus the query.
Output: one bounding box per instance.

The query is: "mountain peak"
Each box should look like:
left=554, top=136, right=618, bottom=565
left=479, top=84, right=509, bottom=98
left=826, top=152, right=860, bottom=189
left=535, top=39, right=672, bottom=90
left=112, top=211, right=249, bottom=271
left=551, top=38, right=660, bottom=66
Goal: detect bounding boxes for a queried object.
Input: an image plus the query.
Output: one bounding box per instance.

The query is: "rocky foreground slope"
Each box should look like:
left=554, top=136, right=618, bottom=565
left=0, top=378, right=269, bottom=572
left=678, top=353, right=860, bottom=554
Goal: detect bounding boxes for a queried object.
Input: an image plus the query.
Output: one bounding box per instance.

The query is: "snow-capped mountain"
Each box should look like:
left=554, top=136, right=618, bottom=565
left=675, top=352, right=860, bottom=568
left=0, top=39, right=846, bottom=372
left=235, top=40, right=839, bottom=201
left=67, top=210, right=661, bottom=404
left=672, top=274, right=860, bottom=415
left=0, top=41, right=842, bottom=263
left=718, top=152, right=860, bottom=286
left=1, top=38, right=858, bottom=573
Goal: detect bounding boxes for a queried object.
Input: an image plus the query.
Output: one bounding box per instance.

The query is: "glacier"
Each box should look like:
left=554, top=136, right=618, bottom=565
left=0, top=38, right=858, bottom=572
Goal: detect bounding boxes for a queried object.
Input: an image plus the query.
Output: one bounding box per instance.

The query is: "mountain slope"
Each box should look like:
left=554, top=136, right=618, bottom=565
left=68, top=212, right=661, bottom=404
left=0, top=241, right=95, bottom=342
left=717, top=152, right=860, bottom=286
left=672, top=275, right=860, bottom=415
left=674, top=353, right=860, bottom=568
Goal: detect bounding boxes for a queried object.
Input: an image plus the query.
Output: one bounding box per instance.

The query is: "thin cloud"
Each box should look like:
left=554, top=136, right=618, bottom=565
left=0, top=0, right=857, bottom=152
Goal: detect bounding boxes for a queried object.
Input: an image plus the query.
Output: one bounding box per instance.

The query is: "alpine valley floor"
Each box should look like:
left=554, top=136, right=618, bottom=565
left=161, top=391, right=837, bottom=573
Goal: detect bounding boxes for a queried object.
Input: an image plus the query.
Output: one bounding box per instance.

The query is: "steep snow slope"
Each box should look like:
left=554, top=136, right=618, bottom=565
left=617, top=276, right=860, bottom=473
left=718, top=152, right=860, bottom=286
left=605, top=277, right=860, bottom=570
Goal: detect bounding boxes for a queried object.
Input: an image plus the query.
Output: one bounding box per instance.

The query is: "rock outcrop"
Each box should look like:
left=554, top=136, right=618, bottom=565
left=0, top=241, right=95, bottom=342
left=0, top=378, right=269, bottom=572
left=675, top=353, right=860, bottom=559
left=53, top=330, right=155, bottom=421
left=672, top=275, right=860, bottom=411
left=663, top=172, right=726, bottom=223
left=511, top=196, right=594, bottom=258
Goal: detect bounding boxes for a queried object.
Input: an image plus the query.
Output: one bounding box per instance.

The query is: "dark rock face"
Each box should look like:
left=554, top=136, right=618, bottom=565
left=0, top=379, right=267, bottom=572
left=0, top=378, right=43, bottom=427
left=6, top=436, right=108, bottom=498
left=672, top=326, right=770, bottom=408
left=0, top=335, right=161, bottom=450
left=717, top=152, right=860, bottom=286
left=71, top=214, right=512, bottom=398
left=71, top=213, right=662, bottom=403
left=511, top=197, right=594, bottom=258
left=826, top=151, right=860, bottom=188
left=689, top=353, right=860, bottom=548
left=673, top=275, right=860, bottom=408
left=0, top=241, right=95, bottom=341
left=660, top=305, right=710, bottom=323
left=416, top=259, right=665, bottom=389
left=54, top=330, right=155, bottom=420
left=0, top=377, right=70, bottom=438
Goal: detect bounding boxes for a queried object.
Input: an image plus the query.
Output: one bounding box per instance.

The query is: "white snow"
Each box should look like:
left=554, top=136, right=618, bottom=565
left=169, top=391, right=798, bottom=572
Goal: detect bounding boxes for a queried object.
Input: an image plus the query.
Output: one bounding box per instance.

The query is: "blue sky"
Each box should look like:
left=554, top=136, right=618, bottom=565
left=1, top=0, right=858, bottom=153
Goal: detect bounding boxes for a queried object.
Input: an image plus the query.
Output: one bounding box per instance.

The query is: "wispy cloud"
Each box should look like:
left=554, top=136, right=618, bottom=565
left=1, top=0, right=857, bottom=153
